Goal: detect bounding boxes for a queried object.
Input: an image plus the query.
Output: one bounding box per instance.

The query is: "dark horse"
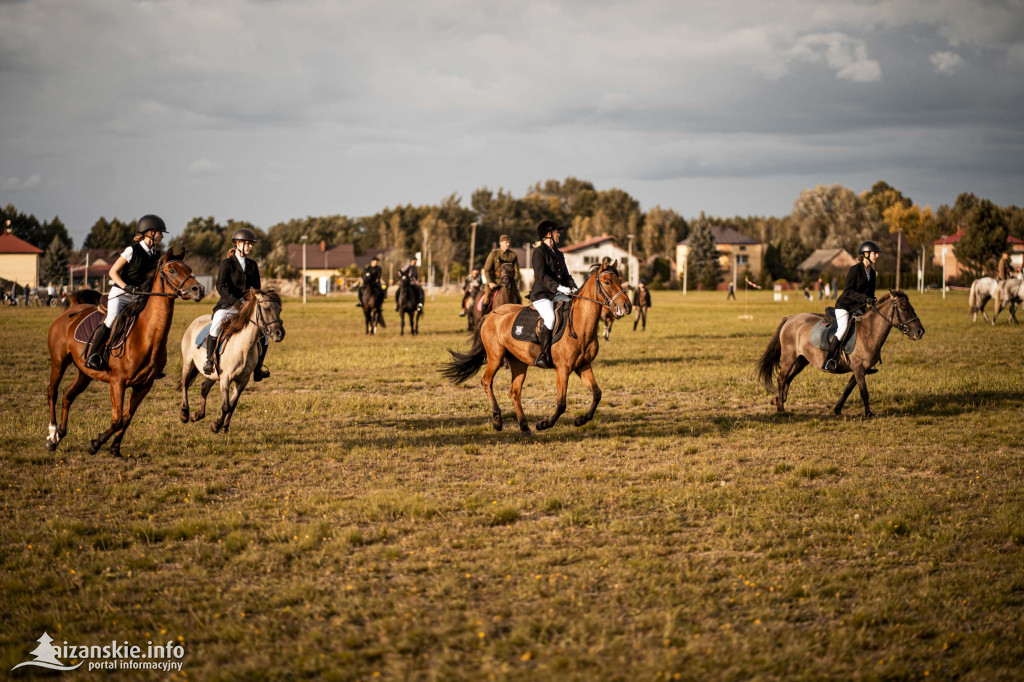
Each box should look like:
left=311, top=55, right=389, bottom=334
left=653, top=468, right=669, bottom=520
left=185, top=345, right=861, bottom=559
left=756, top=290, right=924, bottom=417
left=442, top=259, right=630, bottom=434
left=361, top=283, right=385, bottom=334
left=469, top=262, right=521, bottom=331
left=46, top=250, right=204, bottom=456
left=396, top=274, right=422, bottom=335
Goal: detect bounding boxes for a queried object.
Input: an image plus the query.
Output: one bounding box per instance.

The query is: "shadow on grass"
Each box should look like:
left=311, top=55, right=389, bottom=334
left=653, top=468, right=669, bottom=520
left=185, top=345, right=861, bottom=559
left=895, top=389, right=1024, bottom=417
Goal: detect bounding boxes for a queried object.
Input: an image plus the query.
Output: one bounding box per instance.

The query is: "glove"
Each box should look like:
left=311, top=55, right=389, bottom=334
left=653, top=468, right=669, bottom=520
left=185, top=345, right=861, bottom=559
left=867, top=296, right=877, bottom=305
left=123, top=285, right=138, bottom=295
left=556, top=286, right=572, bottom=295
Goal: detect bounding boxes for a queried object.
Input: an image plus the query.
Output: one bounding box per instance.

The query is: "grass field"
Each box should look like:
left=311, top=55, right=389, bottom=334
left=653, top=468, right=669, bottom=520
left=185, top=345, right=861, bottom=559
left=1, top=288, right=1023, bottom=680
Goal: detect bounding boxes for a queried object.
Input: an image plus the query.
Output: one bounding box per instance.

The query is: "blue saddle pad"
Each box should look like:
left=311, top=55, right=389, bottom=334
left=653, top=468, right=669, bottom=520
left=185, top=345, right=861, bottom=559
left=810, top=316, right=856, bottom=353
left=196, top=322, right=212, bottom=348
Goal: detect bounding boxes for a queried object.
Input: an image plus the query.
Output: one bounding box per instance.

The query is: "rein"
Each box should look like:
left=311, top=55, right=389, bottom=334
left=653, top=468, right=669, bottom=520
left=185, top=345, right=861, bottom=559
left=108, top=267, right=199, bottom=300
left=566, top=268, right=629, bottom=339
left=869, top=297, right=918, bottom=336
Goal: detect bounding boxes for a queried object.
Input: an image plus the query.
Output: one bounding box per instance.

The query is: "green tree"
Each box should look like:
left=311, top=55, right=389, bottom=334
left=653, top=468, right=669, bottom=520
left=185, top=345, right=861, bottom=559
left=41, top=235, right=70, bottom=285
left=686, top=220, right=721, bottom=290
left=83, top=217, right=135, bottom=250
left=954, top=199, right=1007, bottom=277
left=791, top=184, right=884, bottom=252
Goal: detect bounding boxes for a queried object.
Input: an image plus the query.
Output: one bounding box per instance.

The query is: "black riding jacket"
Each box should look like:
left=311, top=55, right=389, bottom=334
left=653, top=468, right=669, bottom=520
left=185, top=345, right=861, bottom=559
left=529, top=242, right=576, bottom=301
left=215, top=255, right=262, bottom=312
left=836, top=263, right=876, bottom=311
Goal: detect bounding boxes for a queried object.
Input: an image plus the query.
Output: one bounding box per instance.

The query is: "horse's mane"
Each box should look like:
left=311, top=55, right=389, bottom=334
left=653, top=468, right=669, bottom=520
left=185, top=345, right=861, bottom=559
left=587, top=260, right=620, bottom=279
left=220, top=288, right=280, bottom=346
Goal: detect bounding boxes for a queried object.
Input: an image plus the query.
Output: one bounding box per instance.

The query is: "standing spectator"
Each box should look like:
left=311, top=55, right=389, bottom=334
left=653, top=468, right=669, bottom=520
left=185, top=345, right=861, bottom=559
left=831, top=276, right=838, bottom=300
left=727, top=281, right=736, bottom=300
left=23, top=282, right=30, bottom=306
left=46, top=281, right=56, bottom=306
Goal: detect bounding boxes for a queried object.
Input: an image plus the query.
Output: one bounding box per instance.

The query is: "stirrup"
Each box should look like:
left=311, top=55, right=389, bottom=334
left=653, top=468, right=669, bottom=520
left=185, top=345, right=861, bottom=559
left=253, top=366, right=270, bottom=382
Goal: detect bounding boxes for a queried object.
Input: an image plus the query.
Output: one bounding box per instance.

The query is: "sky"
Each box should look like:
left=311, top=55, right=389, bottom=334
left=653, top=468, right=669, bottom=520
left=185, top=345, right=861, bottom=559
left=2, top=0, right=1023, bottom=245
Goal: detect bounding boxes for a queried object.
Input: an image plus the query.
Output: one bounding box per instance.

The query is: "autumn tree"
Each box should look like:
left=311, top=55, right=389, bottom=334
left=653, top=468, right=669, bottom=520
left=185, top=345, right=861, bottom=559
left=954, top=199, right=1007, bottom=277
left=791, top=184, right=884, bottom=253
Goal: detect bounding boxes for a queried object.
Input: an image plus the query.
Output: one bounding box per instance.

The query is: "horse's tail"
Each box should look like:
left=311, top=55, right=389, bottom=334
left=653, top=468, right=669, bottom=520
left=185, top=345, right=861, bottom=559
left=756, top=317, right=788, bottom=391
left=968, top=280, right=978, bottom=312
left=441, top=325, right=487, bottom=385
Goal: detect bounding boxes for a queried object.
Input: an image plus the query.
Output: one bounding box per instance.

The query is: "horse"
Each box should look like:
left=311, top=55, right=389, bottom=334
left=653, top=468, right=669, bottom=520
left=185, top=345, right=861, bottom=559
left=990, top=276, right=1023, bottom=325
left=179, top=289, right=285, bottom=433
left=462, top=281, right=482, bottom=329
left=441, top=259, right=631, bottom=434
left=632, top=285, right=651, bottom=331
left=968, top=277, right=1001, bottom=323
left=396, top=274, right=422, bottom=335
left=45, top=250, right=204, bottom=456
left=361, top=282, right=385, bottom=334
left=469, top=262, right=521, bottom=331
left=600, top=307, right=615, bottom=340
left=756, top=291, right=925, bottom=418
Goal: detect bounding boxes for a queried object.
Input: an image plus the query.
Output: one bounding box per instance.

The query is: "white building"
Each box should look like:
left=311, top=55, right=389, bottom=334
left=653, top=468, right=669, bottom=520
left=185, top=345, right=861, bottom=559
left=561, top=234, right=641, bottom=288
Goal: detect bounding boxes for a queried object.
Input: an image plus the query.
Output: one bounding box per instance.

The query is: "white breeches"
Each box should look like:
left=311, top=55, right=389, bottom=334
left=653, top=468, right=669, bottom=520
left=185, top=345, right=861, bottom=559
left=835, top=308, right=850, bottom=340
left=210, top=308, right=237, bottom=337
left=103, top=286, right=140, bottom=327
left=532, top=293, right=570, bottom=330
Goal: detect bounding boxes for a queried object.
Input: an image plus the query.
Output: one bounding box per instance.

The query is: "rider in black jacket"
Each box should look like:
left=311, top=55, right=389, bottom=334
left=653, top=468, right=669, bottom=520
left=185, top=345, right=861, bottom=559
left=825, top=240, right=880, bottom=371
left=530, top=220, right=577, bottom=368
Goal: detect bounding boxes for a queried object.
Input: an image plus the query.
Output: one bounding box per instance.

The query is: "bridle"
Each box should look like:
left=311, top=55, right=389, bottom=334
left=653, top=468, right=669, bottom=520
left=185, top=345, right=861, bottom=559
left=571, top=268, right=629, bottom=310
left=109, top=262, right=200, bottom=299
left=870, top=297, right=918, bottom=336
left=252, top=295, right=284, bottom=335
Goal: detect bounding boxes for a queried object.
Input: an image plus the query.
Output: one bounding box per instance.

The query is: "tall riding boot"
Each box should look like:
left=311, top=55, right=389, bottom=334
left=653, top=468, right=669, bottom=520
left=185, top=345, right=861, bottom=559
left=84, top=323, right=111, bottom=370
left=253, top=336, right=270, bottom=382
left=535, top=326, right=554, bottom=369
left=355, top=287, right=363, bottom=307
left=823, top=335, right=842, bottom=372
left=203, top=334, right=218, bottom=374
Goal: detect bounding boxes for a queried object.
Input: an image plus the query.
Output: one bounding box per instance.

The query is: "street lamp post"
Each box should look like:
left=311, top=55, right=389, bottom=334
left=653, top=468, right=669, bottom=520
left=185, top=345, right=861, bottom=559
left=468, top=221, right=478, bottom=276
left=626, top=234, right=635, bottom=287
left=301, top=235, right=309, bottom=304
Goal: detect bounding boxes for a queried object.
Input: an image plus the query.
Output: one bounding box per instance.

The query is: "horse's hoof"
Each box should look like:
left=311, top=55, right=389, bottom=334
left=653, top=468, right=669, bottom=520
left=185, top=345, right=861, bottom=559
left=520, top=427, right=533, bottom=437
left=863, top=412, right=874, bottom=419
left=191, top=412, right=204, bottom=422
left=86, top=439, right=100, bottom=455
left=211, top=422, right=222, bottom=434
left=45, top=440, right=57, bottom=452
left=536, top=420, right=550, bottom=431
left=111, top=448, right=123, bottom=459
left=574, top=415, right=588, bottom=427
left=179, top=409, right=190, bottom=424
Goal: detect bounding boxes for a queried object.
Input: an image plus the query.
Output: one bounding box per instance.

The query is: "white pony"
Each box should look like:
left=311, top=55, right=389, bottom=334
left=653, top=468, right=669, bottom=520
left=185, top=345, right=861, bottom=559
left=991, top=276, right=1024, bottom=325
left=968, top=277, right=1001, bottom=323
left=179, top=289, right=285, bottom=433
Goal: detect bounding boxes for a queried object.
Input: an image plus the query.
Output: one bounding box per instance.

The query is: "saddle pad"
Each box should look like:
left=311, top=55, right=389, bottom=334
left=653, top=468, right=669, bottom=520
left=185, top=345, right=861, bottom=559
left=196, top=322, right=213, bottom=348
left=73, top=310, right=136, bottom=350
left=810, top=316, right=856, bottom=354
left=510, top=300, right=571, bottom=345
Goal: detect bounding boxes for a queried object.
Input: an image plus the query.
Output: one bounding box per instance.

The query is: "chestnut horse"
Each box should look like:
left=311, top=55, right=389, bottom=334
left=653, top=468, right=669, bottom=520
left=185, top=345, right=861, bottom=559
left=442, top=259, right=630, bottom=433
left=469, top=261, right=521, bottom=331
left=756, top=291, right=924, bottom=417
left=46, top=250, right=204, bottom=456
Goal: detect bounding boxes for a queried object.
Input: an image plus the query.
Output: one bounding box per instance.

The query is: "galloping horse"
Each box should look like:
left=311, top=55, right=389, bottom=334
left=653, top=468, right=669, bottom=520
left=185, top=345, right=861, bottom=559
left=46, top=250, right=204, bottom=456
left=469, top=262, right=520, bottom=331
left=462, top=280, right=482, bottom=329
left=396, top=274, right=421, bottom=335
left=442, top=259, right=630, bottom=433
left=991, top=276, right=1023, bottom=325
left=756, top=291, right=925, bottom=417
left=179, top=289, right=285, bottom=433
left=968, top=277, right=1001, bottom=323
left=361, top=283, right=385, bottom=334
left=599, top=307, right=615, bottom=340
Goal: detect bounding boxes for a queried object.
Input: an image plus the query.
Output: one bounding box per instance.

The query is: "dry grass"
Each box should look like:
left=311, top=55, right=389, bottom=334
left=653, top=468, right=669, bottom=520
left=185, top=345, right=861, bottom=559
left=1, top=289, right=1022, bottom=680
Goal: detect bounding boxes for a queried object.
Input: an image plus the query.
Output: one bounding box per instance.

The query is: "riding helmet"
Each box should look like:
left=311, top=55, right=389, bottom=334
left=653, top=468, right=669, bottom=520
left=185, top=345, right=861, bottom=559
left=231, top=228, right=257, bottom=243
left=536, top=219, right=562, bottom=240
left=858, top=240, right=882, bottom=255
left=137, top=214, right=167, bottom=234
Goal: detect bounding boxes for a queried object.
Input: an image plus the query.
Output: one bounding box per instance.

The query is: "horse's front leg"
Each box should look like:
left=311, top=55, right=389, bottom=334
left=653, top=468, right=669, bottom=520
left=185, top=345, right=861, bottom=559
left=536, top=365, right=570, bottom=431
left=192, top=377, right=216, bottom=422
left=218, top=377, right=248, bottom=433
left=212, top=374, right=235, bottom=433
left=573, top=364, right=601, bottom=427
left=109, top=381, right=153, bottom=457
left=180, top=363, right=199, bottom=424
left=832, top=375, right=858, bottom=416
left=46, top=354, right=73, bottom=451
left=89, top=380, right=126, bottom=456
left=853, top=368, right=872, bottom=418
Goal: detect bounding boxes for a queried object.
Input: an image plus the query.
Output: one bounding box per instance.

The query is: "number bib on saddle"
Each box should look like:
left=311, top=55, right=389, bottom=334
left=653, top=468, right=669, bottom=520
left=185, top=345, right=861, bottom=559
left=510, top=300, right=572, bottom=345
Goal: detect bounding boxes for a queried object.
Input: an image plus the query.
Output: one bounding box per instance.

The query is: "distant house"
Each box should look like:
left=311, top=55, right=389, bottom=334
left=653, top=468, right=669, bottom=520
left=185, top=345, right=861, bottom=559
left=287, top=241, right=389, bottom=278
left=932, top=226, right=1024, bottom=281
left=0, top=227, right=43, bottom=288
left=560, top=234, right=641, bottom=288
left=797, top=249, right=857, bottom=279
left=675, top=225, right=764, bottom=288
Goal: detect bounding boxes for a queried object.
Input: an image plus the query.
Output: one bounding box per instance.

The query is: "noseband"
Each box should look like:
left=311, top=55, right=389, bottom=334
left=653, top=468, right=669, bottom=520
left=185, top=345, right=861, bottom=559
left=870, top=298, right=918, bottom=336
left=253, top=297, right=283, bottom=335
left=571, top=269, right=629, bottom=310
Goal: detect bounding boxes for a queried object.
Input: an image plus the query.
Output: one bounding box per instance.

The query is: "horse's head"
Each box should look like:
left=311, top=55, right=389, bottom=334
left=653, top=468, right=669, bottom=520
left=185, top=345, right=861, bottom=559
left=887, top=290, right=924, bottom=340
left=159, top=249, right=205, bottom=301
left=499, top=261, right=516, bottom=288
left=249, top=288, right=285, bottom=343
left=590, top=257, right=631, bottom=318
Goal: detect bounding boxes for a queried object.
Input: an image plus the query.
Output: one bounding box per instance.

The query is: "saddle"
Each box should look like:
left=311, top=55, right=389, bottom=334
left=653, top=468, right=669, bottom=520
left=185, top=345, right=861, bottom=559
left=73, top=309, right=139, bottom=357
left=809, top=306, right=857, bottom=354
left=509, top=300, right=572, bottom=345
left=195, top=322, right=230, bottom=373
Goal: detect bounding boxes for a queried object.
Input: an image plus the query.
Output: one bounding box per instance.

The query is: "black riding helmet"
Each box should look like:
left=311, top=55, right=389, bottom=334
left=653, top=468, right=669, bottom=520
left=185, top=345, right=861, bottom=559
left=231, top=228, right=257, bottom=243
left=537, top=219, right=562, bottom=241
left=137, top=214, right=167, bottom=234
left=858, top=240, right=882, bottom=255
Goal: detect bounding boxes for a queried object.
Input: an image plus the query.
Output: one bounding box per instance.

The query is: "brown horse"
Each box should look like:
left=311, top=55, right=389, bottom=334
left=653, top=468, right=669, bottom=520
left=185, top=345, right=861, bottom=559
left=442, top=259, right=630, bottom=433
left=45, top=250, right=204, bottom=456
left=469, top=261, right=521, bottom=331
left=600, top=307, right=615, bottom=340
left=756, top=290, right=924, bottom=417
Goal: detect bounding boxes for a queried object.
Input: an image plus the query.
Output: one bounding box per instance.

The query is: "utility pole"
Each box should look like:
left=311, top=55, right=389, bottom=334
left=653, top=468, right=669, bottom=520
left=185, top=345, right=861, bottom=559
left=626, top=234, right=635, bottom=287
left=468, top=221, right=477, bottom=276
left=896, top=230, right=902, bottom=289
left=301, top=235, right=308, bottom=304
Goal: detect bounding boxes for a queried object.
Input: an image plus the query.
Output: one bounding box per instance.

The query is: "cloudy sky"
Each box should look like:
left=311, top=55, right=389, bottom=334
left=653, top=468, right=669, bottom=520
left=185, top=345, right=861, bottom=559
left=2, top=0, right=1023, bottom=244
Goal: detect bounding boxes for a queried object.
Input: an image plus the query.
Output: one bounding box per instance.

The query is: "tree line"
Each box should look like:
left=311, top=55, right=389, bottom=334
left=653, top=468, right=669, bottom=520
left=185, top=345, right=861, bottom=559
left=4, top=179, right=1022, bottom=289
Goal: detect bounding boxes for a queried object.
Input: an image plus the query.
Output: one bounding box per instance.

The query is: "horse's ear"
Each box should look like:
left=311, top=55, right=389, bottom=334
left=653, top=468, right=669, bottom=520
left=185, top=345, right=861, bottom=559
left=176, top=248, right=186, bottom=260
left=610, top=258, right=618, bottom=271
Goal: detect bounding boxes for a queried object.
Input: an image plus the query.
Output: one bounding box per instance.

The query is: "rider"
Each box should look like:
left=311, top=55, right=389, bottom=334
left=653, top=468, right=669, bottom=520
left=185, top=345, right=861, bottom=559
left=998, top=252, right=1011, bottom=281
left=396, top=256, right=424, bottom=312
left=460, top=268, right=483, bottom=317
left=356, top=255, right=385, bottom=308
left=825, top=240, right=880, bottom=371
left=530, top=220, right=577, bottom=369
left=84, top=214, right=166, bottom=370
left=481, top=234, right=521, bottom=312
left=203, top=228, right=270, bottom=381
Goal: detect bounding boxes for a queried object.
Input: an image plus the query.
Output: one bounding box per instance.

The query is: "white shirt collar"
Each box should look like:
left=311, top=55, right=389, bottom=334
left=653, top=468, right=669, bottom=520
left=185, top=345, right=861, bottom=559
left=139, top=240, right=153, bottom=254
left=236, top=252, right=247, bottom=270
